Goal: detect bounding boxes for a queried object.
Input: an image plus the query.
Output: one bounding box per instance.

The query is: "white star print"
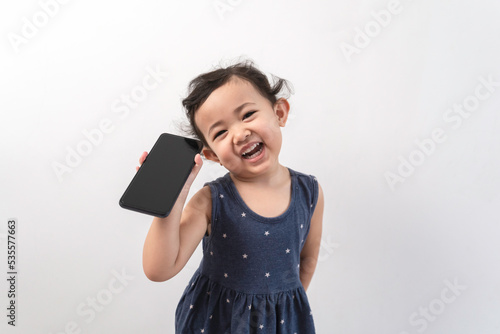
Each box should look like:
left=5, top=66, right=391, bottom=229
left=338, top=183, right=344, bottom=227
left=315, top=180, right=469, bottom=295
left=300, top=224, right=304, bottom=229
left=210, top=251, right=213, bottom=256
left=248, top=305, right=252, bottom=310
left=280, top=319, right=285, bottom=324
left=242, top=254, right=248, bottom=259
left=223, top=233, right=227, bottom=238
left=190, top=304, right=193, bottom=309
left=209, top=315, right=213, bottom=319
left=224, top=273, right=228, bottom=278
left=219, top=194, right=224, bottom=199
left=265, top=272, right=270, bottom=278
left=226, top=299, right=230, bottom=303
left=286, top=248, right=290, bottom=254
left=241, top=212, right=246, bottom=217
left=201, top=329, right=204, bottom=333
left=264, top=231, right=270, bottom=236
left=259, top=324, right=264, bottom=329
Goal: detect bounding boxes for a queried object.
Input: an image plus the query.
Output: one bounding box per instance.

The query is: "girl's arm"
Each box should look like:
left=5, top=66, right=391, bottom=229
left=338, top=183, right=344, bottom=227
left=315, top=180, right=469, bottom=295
left=141, top=154, right=212, bottom=282
left=299, top=183, right=324, bottom=291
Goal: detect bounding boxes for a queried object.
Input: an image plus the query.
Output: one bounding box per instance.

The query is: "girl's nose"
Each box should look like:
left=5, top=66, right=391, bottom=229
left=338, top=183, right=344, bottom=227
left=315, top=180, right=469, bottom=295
left=233, top=127, right=251, bottom=144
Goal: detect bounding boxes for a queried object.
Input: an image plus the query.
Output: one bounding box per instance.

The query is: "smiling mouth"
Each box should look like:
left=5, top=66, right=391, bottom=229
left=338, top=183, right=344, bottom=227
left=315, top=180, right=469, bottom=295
left=242, top=142, right=263, bottom=159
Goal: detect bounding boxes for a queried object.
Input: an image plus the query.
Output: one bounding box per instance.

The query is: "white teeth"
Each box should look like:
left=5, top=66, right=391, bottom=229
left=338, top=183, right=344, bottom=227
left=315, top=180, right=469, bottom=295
left=242, top=143, right=259, bottom=156
left=242, top=143, right=263, bottom=159
left=246, top=149, right=261, bottom=159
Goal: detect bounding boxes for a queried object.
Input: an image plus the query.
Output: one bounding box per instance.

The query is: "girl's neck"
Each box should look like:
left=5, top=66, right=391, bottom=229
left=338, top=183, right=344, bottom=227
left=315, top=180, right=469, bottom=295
left=229, top=163, right=290, bottom=189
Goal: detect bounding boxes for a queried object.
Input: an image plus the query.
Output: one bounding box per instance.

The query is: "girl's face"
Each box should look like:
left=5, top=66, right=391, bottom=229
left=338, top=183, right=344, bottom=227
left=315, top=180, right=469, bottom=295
left=195, top=77, right=289, bottom=179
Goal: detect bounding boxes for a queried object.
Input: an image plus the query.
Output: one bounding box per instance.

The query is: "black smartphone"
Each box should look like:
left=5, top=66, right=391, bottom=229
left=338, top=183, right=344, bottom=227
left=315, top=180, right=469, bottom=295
left=119, top=133, right=203, bottom=218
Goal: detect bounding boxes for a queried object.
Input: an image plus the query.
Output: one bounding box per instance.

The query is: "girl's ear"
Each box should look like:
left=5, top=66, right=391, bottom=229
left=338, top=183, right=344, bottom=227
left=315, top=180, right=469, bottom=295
left=274, top=98, right=290, bottom=127
left=202, top=147, right=220, bottom=163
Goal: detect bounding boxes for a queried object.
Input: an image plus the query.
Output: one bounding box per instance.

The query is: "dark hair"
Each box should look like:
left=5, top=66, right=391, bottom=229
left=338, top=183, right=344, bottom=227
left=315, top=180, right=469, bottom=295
left=181, top=60, right=293, bottom=147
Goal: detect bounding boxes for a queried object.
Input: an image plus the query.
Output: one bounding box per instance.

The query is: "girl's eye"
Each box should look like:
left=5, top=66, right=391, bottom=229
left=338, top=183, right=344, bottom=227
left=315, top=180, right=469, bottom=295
left=243, top=111, right=256, bottom=120
left=213, top=130, right=226, bottom=140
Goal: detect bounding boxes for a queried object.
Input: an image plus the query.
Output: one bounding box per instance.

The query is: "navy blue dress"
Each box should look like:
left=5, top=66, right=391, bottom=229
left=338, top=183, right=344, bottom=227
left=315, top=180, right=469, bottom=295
left=175, top=168, right=319, bottom=333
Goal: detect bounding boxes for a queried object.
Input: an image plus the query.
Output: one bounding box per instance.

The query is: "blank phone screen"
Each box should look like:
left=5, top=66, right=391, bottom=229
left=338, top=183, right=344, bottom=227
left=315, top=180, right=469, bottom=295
left=119, top=133, right=203, bottom=218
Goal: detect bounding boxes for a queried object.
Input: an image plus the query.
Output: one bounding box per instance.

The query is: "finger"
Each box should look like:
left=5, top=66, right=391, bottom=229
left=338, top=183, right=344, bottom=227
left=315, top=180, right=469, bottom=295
left=185, top=154, right=203, bottom=186
left=139, top=151, right=148, bottom=165
left=191, top=153, right=203, bottom=175
left=194, top=153, right=202, bottom=166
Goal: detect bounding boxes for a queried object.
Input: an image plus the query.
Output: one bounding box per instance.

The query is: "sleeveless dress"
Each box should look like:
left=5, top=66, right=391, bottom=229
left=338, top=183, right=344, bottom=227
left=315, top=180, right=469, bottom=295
left=175, top=168, right=319, bottom=334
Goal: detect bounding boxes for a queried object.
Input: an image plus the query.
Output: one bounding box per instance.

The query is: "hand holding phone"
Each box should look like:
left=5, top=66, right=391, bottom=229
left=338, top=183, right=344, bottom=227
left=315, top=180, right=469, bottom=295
left=119, top=133, right=203, bottom=218
left=136, top=151, right=148, bottom=171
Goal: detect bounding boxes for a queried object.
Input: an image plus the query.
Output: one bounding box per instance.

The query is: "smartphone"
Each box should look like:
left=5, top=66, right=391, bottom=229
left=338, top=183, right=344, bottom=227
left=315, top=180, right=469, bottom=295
left=119, top=133, right=203, bottom=218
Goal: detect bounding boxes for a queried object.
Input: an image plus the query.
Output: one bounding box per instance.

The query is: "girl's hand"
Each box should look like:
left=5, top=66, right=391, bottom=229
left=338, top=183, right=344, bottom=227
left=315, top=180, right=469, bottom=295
left=136, top=151, right=148, bottom=171
left=184, top=153, right=203, bottom=189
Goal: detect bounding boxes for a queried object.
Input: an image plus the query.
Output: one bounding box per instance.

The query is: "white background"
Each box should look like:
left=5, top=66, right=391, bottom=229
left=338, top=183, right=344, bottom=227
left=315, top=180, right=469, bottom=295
left=1, top=0, right=500, bottom=333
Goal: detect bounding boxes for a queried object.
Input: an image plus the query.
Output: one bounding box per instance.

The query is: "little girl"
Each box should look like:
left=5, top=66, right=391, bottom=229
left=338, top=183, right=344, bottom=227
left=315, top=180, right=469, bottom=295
left=138, top=60, right=324, bottom=333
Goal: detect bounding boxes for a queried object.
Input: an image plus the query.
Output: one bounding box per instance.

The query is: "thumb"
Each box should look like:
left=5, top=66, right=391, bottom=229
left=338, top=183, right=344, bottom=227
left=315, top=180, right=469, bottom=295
left=185, top=154, right=203, bottom=187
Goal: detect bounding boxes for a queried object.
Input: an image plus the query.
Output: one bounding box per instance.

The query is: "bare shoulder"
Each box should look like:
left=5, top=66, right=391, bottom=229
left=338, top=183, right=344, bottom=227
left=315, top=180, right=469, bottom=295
left=311, top=181, right=324, bottom=225
left=315, top=182, right=324, bottom=211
